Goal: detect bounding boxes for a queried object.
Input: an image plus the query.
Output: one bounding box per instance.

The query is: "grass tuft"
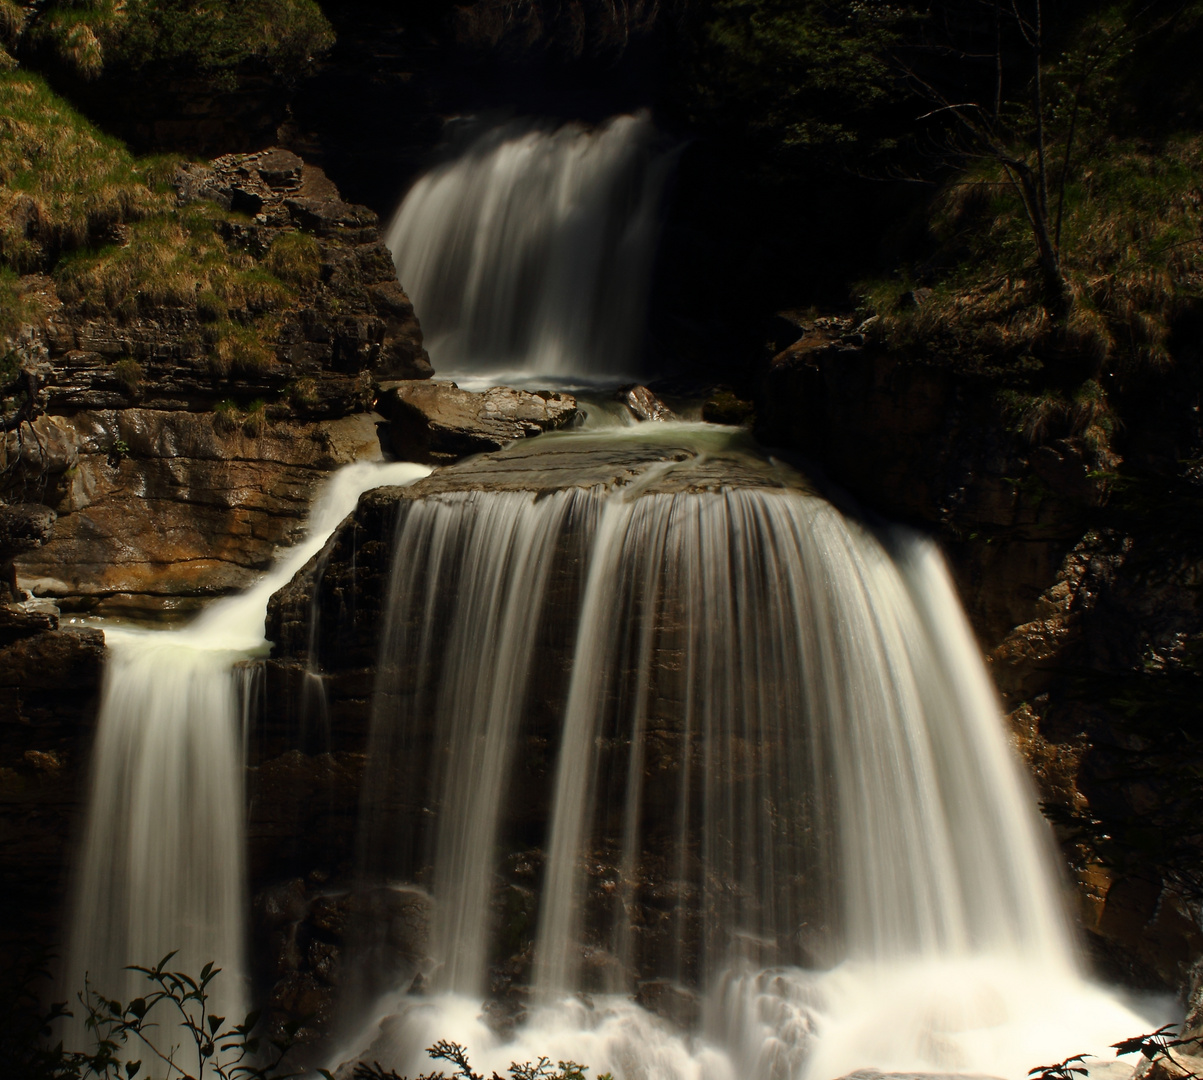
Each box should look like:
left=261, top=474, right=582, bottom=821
left=263, top=230, right=319, bottom=289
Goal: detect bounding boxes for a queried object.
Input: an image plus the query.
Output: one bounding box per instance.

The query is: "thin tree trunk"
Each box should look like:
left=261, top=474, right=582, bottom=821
left=1032, top=0, right=1050, bottom=218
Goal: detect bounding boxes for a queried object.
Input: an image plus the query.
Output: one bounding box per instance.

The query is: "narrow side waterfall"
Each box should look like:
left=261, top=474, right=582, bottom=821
left=64, top=460, right=431, bottom=1052
left=345, top=462, right=1155, bottom=1080
left=385, top=114, right=673, bottom=380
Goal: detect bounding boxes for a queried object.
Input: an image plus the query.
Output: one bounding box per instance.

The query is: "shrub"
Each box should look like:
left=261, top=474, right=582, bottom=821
left=112, top=357, right=144, bottom=397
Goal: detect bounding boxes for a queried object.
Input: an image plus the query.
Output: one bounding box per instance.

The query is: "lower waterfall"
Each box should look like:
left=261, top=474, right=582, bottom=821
left=62, top=460, right=432, bottom=1056
left=340, top=446, right=1157, bottom=1080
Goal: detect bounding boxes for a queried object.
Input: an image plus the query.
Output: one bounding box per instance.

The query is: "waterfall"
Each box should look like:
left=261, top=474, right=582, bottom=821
left=385, top=114, right=674, bottom=380
left=356, top=487, right=603, bottom=999
left=63, top=460, right=431, bottom=1055
left=345, top=456, right=1157, bottom=1080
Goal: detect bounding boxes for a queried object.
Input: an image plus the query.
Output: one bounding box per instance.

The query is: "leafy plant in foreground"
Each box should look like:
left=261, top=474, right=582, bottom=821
left=35, top=951, right=300, bottom=1080
left=1035, top=1024, right=1203, bottom=1080
left=338, top=1039, right=612, bottom=1080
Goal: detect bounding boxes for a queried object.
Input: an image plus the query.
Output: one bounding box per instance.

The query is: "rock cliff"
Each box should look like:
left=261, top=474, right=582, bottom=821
left=3, top=146, right=430, bottom=618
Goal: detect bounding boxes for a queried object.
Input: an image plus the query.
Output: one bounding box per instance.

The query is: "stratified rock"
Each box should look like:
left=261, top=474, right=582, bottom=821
left=617, top=384, right=675, bottom=422
left=380, top=381, right=578, bottom=464
left=2, top=146, right=433, bottom=617
left=0, top=612, right=104, bottom=991
left=12, top=410, right=383, bottom=617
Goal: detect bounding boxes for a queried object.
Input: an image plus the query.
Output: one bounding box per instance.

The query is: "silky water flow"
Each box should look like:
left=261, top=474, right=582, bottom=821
left=63, top=460, right=431, bottom=1062
left=385, top=114, right=674, bottom=382
left=337, top=464, right=1162, bottom=1080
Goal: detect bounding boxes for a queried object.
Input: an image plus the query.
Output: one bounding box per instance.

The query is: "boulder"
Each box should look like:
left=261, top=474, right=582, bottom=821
left=617, top=384, right=675, bottom=422
left=380, top=381, right=578, bottom=464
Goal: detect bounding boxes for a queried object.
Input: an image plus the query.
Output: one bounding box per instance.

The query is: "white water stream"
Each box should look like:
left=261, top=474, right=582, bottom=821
left=63, top=460, right=431, bottom=1052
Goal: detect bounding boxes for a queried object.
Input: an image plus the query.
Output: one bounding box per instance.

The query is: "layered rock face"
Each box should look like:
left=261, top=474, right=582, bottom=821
left=0, top=602, right=104, bottom=974
left=4, top=147, right=430, bottom=618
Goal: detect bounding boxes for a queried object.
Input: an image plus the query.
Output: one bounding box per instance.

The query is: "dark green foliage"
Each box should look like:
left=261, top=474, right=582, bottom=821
left=30, top=0, right=333, bottom=82
left=334, top=1040, right=613, bottom=1080
left=680, top=0, right=912, bottom=164
left=6, top=951, right=301, bottom=1080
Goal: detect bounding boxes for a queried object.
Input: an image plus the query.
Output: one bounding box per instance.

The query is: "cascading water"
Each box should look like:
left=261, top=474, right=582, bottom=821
left=339, top=434, right=1160, bottom=1080
left=63, top=459, right=431, bottom=1056
left=357, top=487, right=602, bottom=998
left=385, top=114, right=674, bottom=381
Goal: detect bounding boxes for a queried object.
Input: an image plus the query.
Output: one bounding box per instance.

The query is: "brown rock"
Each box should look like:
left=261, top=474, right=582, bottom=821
left=381, top=381, right=578, bottom=464
left=12, top=411, right=383, bottom=616
left=617, top=384, right=675, bottom=422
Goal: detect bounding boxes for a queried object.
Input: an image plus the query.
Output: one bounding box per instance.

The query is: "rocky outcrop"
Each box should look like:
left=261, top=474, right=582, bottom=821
left=3, top=148, right=430, bottom=617
left=0, top=603, right=104, bottom=973
left=756, top=322, right=1116, bottom=642
left=380, top=381, right=578, bottom=464
left=12, top=410, right=382, bottom=616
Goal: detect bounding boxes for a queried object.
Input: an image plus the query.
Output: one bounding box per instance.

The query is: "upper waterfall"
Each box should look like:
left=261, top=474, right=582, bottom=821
left=385, top=114, right=674, bottom=381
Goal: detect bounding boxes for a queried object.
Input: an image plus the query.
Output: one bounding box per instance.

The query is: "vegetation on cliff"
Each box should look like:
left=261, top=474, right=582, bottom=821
left=0, top=71, right=165, bottom=270
left=1, top=0, right=332, bottom=82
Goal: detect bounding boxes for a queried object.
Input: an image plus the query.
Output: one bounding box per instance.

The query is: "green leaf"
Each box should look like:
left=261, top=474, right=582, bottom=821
left=127, top=1061, right=142, bottom=1079
left=209, top=1014, right=225, bottom=1033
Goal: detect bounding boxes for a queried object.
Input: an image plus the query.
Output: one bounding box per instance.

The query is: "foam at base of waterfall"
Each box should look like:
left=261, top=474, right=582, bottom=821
left=334, top=958, right=1165, bottom=1080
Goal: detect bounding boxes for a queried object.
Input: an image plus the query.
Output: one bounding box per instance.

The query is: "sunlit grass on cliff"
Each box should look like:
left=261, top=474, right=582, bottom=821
left=861, top=136, right=1203, bottom=378
left=0, top=71, right=165, bottom=271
